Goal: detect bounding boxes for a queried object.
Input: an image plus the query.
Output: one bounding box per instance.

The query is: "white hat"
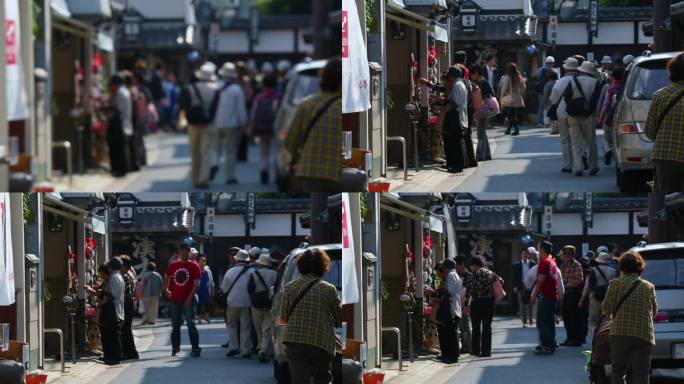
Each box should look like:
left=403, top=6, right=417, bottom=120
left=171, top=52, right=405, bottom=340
left=623, top=54, right=635, bottom=66
left=562, top=57, right=580, bottom=71
left=601, top=55, right=612, bottom=65
left=256, top=254, right=272, bottom=267
left=527, top=246, right=539, bottom=255
left=596, top=245, right=609, bottom=254
left=579, top=61, right=596, bottom=75
left=596, top=252, right=612, bottom=264
left=545, top=56, right=555, bottom=63
left=218, top=62, right=238, bottom=79
left=195, top=62, right=217, bottom=81
left=277, top=60, right=291, bottom=73
left=235, top=249, right=250, bottom=262
left=249, top=247, right=262, bottom=256
left=261, top=62, right=274, bottom=74
left=190, top=247, right=198, bottom=255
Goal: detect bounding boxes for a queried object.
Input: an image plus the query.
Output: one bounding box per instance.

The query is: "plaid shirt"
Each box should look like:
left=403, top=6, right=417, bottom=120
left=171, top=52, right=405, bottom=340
left=560, top=259, right=584, bottom=289
left=281, top=275, right=342, bottom=356
left=286, top=91, right=342, bottom=183
left=465, top=268, right=501, bottom=300
left=645, top=81, right=684, bottom=163
left=601, top=274, right=657, bottom=345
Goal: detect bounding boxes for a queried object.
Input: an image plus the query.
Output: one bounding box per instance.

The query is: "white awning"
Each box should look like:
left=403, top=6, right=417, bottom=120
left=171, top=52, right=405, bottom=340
left=386, top=0, right=441, bottom=33
left=97, top=31, right=114, bottom=52
left=434, top=23, right=448, bottom=42
left=51, top=0, right=71, bottom=18
left=92, top=215, right=106, bottom=234
left=380, top=193, right=428, bottom=222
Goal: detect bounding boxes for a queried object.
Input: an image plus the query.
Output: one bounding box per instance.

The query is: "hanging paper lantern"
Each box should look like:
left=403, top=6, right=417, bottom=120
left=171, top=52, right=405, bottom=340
left=526, top=44, right=537, bottom=56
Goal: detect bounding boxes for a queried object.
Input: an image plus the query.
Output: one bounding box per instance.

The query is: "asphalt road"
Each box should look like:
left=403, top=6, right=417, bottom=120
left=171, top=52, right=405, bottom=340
left=390, top=125, right=630, bottom=192
left=120, top=132, right=278, bottom=192
left=101, top=320, right=274, bottom=384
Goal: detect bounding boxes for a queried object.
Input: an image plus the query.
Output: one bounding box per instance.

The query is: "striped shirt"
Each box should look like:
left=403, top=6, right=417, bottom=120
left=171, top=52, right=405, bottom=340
left=281, top=275, right=342, bottom=356
left=601, top=274, right=657, bottom=345
left=645, top=81, right=684, bottom=164
left=286, top=92, right=342, bottom=183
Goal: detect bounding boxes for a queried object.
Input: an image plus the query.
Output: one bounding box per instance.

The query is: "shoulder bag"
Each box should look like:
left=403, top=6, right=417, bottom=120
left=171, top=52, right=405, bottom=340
left=592, top=267, right=610, bottom=301
left=225, top=265, right=250, bottom=298
left=286, top=278, right=321, bottom=321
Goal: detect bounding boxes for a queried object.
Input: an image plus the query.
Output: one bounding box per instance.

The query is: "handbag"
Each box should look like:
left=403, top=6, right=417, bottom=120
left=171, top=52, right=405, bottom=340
left=492, top=278, right=506, bottom=301
left=483, top=96, right=500, bottom=118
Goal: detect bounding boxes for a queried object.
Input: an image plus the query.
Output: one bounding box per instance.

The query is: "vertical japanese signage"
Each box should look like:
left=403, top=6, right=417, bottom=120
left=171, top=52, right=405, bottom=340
left=549, top=15, right=558, bottom=45
left=589, top=0, right=598, bottom=38
left=4, top=0, right=27, bottom=121
left=246, top=193, right=255, bottom=230
left=543, top=205, right=553, bottom=236
left=341, top=193, right=359, bottom=305
left=0, top=193, right=15, bottom=306
left=207, top=207, right=215, bottom=236
left=584, top=193, right=593, bottom=229
left=342, top=10, right=348, bottom=58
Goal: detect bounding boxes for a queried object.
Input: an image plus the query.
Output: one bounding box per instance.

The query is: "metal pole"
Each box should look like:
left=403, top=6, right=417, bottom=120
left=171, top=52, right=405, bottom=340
left=407, top=311, right=414, bottom=362
left=70, top=313, right=76, bottom=364
left=310, top=193, right=329, bottom=245
left=654, top=0, right=673, bottom=53
left=648, top=192, right=667, bottom=243
left=412, top=122, right=419, bottom=172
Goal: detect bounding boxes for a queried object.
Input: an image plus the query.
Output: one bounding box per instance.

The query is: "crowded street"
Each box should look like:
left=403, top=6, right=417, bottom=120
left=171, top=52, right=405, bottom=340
left=387, top=125, right=620, bottom=192
left=47, top=320, right=273, bottom=384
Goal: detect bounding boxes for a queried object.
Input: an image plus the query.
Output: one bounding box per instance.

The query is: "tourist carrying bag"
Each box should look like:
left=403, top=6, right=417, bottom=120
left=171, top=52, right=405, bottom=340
left=592, top=267, right=610, bottom=302
left=225, top=266, right=250, bottom=298
left=249, top=270, right=273, bottom=309
left=186, top=83, right=215, bottom=125
left=283, top=278, right=321, bottom=323
left=491, top=277, right=507, bottom=301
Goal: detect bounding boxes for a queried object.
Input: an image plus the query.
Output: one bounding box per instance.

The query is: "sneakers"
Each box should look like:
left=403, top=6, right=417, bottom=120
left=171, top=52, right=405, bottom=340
left=534, top=347, right=554, bottom=355
left=561, top=168, right=572, bottom=173
left=190, top=348, right=201, bottom=357
left=260, top=170, right=269, bottom=185
left=209, top=166, right=218, bottom=182
left=171, top=349, right=180, bottom=357
left=221, top=342, right=230, bottom=348
left=258, top=353, right=270, bottom=363
left=226, top=350, right=240, bottom=357
left=604, top=150, right=613, bottom=165
left=589, top=168, right=599, bottom=176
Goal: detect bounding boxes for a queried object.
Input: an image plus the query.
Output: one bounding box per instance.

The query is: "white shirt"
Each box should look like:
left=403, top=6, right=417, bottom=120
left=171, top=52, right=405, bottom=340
left=550, top=73, right=598, bottom=120
left=220, top=264, right=253, bottom=307
left=444, top=270, right=462, bottom=318
left=214, top=82, right=248, bottom=130
left=522, top=261, right=530, bottom=285
left=115, top=87, right=133, bottom=136
left=108, top=271, right=125, bottom=321
left=450, top=79, right=469, bottom=128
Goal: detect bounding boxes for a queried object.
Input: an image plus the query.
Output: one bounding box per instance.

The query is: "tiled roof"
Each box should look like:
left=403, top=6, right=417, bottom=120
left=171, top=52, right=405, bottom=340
left=453, top=205, right=533, bottom=232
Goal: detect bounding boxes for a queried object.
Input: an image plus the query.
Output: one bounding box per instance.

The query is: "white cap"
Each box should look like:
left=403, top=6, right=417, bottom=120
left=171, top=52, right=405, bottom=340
left=277, top=60, right=291, bottom=73
left=190, top=247, right=198, bottom=255
left=218, top=62, right=238, bottom=79
left=261, top=62, right=274, bottom=74
left=195, top=62, right=217, bottom=81
left=527, top=246, right=539, bottom=255
left=601, top=55, right=612, bottom=64
left=249, top=247, right=262, bottom=256
left=235, top=250, right=250, bottom=261
left=596, top=245, right=609, bottom=254
left=256, top=254, right=272, bottom=267
left=545, top=56, right=555, bottom=63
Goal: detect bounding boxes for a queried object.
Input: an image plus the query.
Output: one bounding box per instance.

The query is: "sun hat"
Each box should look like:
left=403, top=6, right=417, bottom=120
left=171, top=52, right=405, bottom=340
left=596, top=245, right=609, bottom=254
left=218, top=62, right=238, bottom=79
left=545, top=56, right=555, bottom=63
left=562, top=57, right=580, bottom=71
left=601, top=55, right=612, bottom=65
left=256, top=254, right=272, bottom=267
left=234, top=250, right=250, bottom=262
left=578, top=61, right=596, bottom=76
left=249, top=247, right=262, bottom=257
left=596, top=252, right=612, bottom=264
left=195, top=62, right=217, bottom=81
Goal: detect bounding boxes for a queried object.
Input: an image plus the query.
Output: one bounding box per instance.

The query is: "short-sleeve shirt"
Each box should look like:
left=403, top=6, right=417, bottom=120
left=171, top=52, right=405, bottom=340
left=166, top=259, right=201, bottom=302
left=537, top=256, right=559, bottom=301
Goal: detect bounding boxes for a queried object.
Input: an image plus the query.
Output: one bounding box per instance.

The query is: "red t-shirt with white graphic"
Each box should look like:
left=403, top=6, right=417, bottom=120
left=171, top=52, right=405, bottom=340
left=166, top=259, right=201, bottom=302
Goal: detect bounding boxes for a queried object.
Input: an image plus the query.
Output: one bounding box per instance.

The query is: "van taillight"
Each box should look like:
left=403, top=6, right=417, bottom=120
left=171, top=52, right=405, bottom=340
left=654, top=311, right=669, bottom=323
left=620, top=124, right=638, bottom=134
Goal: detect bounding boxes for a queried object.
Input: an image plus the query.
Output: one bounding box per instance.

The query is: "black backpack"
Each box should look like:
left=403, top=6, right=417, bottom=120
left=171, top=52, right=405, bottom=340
left=564, top=76, right=600, bottom=118
left=248, top=270, right=272, bottom=309
left=186, top=82, right=217, bottom=125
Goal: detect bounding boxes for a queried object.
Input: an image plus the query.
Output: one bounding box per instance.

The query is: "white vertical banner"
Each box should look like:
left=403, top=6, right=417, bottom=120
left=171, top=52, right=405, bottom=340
left=341, top=193, right=359, bottom=305
left=0, top=193, right=15, bottom=305
left=4, top=0, right=28, bottom=121
left=342, top=0, right=371, bottom=113
left=444, top=203, right=457, bottom=259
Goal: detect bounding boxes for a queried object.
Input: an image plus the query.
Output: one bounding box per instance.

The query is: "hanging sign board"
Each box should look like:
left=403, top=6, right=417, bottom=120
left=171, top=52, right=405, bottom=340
left=342, top=0, right=370, bottom=113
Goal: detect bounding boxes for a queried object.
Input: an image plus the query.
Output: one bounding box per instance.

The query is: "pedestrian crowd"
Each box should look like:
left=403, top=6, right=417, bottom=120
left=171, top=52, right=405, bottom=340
left=85, top=239, right=341, bottom=384
left=421, top=48, right=684, bottom=187
left=425, top=239, right=658, bottom=384
left=103, top=56, right=342, bottom=190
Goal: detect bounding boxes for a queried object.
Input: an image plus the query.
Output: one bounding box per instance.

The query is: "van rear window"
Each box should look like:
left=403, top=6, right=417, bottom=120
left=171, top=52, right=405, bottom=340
left=639, top=249, right=684, bottom=288
left=627, top=60, right=671, bottom=100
